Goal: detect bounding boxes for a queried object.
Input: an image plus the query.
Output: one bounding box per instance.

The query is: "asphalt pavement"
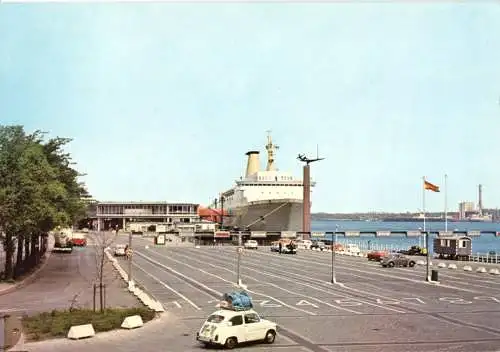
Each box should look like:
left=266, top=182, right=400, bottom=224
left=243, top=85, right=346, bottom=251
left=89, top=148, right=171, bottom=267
left=0, top=244, right=139, bottom=316
left=114, top=236, right=500, bottom=352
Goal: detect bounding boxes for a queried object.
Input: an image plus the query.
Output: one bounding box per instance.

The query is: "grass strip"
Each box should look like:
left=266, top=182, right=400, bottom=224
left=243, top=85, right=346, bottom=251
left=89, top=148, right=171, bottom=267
left=23, top=307, right=156, bottom=341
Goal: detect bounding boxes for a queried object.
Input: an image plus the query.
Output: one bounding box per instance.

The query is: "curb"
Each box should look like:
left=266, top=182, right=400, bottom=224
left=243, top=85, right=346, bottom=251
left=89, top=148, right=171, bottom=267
left=0, top=236, right=54, bottom=297
left=104, top=249, right=165, bottom=313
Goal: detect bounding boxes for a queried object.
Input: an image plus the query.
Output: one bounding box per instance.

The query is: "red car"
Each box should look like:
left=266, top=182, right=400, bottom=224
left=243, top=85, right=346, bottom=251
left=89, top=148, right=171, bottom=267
left=71, top=234, right=87, bottom=247
left=367, top=250, right=387, bottom=261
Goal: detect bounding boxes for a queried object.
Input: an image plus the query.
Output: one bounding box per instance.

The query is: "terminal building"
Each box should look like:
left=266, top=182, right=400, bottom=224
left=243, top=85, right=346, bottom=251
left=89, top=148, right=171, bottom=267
left=95, top=201, right=200, bottom=232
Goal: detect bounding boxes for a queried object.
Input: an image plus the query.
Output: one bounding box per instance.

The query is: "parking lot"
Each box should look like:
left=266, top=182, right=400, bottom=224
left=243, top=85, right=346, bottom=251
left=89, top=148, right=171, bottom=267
left=118, top=236, right=500, bottom=352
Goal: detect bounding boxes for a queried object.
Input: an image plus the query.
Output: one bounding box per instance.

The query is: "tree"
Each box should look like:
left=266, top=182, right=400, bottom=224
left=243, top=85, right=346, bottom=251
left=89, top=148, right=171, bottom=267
left=0, top=125, right=90, bottom=280
left=89, top=231, right=118, bottom=312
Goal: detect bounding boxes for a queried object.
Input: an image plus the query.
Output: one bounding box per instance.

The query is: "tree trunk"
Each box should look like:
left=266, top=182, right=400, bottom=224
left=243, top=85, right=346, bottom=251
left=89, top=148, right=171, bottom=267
left=24, top=235, right=31, bottom=267
left=30, top=233, right=37, bottom=266
left=15, top=234, right=24, bottom=278
left=99, top=247, right=105, bottom=312
left=4, top=233, right=15, bottom=280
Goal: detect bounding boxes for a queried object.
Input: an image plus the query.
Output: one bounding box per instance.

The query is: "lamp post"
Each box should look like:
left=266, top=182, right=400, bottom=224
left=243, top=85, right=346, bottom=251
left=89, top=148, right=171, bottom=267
left=236, top=234, right=243, bottom=286
left=331, top=224, right=339, bottom=284
left=127, top=230, right=133, bottom=287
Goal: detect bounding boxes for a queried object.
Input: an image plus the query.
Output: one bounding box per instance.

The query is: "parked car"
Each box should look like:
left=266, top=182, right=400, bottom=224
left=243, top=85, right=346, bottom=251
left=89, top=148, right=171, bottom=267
left=281, top=240, right=297, bottom=254
left=398, top=245, right=427, bottom=256
left=71, top=233, right=87, bottom=247
left=270, top=241, right=280, bottom=252
left=114, top=244, right=127, bottom=256
left=310, top=241, right=326, bottom=251
left=296, top=239, right=313, bottom=250
left=367, top=250, right=387, bottom=261
left=196, top=309, right=277, bottom=349
left=244, top=240, right=258, bottom=250
left=345, top=244, right=361, bottom=255
left=380, top=253, right=416, bottom=268
left=270, top=240, right=297, bottom=254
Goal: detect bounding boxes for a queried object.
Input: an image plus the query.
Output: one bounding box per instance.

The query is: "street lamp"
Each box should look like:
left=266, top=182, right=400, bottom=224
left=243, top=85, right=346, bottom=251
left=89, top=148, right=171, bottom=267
left=236, top=233, right=243, bottom=286
left=331, top=224, right=339, bottom=284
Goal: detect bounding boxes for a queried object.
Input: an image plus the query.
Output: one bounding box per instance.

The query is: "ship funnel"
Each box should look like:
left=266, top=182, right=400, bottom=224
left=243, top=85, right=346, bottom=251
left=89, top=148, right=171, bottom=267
left=245, top=151, right=260, bottom=177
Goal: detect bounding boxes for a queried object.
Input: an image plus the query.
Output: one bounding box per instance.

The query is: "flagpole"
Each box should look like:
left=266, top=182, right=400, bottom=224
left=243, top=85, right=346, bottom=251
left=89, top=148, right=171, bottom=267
left=445, top=174, right=448, bottom=232
left=422, top=176, right=426, bottom=232
left=423, top=176, right=430, bottom=282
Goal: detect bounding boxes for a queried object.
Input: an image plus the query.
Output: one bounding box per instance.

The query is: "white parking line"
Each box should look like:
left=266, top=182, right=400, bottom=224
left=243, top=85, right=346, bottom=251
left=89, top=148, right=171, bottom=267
left=244, top=248, right=485, bottom=294
left=133, top=261, right=201, bottom=310
left=141, top=248, right=318, bottom=316
left=159, top=248, right=406, bottom=314
left=163, top=250, right=364, bottom=315
left=135, top=250, right=222, bottom=298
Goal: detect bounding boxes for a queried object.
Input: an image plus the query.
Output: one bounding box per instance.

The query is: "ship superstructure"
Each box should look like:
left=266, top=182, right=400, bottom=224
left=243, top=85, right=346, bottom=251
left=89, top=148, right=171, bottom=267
left=219, top=132, right=314, bottom=231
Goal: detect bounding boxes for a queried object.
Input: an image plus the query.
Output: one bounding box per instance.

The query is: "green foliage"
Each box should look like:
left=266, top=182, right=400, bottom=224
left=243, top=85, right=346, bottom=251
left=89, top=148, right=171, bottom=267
left=22, top=307, right=156, bottom=341
left=0, top=125, right=90, bottom=280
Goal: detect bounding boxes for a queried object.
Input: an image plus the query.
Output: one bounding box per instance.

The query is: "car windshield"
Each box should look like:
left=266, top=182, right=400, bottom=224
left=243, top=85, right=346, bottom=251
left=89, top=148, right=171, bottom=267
left=206, top=314, right=225, bottom=323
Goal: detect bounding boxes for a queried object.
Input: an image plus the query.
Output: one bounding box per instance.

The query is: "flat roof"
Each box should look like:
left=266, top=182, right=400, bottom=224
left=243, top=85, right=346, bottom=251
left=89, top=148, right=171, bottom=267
left=97, top=201, right=199, bottom=206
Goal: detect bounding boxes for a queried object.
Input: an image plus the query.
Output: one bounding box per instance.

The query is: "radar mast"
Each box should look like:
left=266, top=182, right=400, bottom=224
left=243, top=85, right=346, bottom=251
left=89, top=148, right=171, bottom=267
left=265, top=130, right=279, bottom=171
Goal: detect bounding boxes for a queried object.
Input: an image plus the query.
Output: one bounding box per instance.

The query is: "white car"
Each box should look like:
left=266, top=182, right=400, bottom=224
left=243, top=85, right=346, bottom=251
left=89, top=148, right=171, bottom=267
left=196, top=309, right=277, bottom=349
left=345, top=244, right=361, bottom=255
left=244, top=240, right=258, bottom=250
left=114, top=244, right=127, bottom=256
left=296, top=239, right=312, bottom=250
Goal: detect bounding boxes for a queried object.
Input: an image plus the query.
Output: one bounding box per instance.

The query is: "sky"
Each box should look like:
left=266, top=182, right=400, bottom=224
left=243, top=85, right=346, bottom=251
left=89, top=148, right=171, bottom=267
left=1, top=3, right=499, bottom=213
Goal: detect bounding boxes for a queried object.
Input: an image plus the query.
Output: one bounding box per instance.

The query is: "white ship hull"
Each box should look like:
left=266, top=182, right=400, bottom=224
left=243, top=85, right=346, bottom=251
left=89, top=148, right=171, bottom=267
left=224, top=199, right=303, bottom=232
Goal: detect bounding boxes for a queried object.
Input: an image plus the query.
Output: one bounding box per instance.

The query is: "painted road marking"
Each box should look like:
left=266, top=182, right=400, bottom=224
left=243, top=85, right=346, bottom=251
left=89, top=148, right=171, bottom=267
left=296, top=300, right=319, bottom=308
left=133, top=261, right=201, bottom=310
left=254, top=299, right=282, bottom=308
left=334, top=299, right=363, bottom=307
left=163, top=301, right=182, bottom=308
left=162, top=248, right=363, bottom=314
left=474, top=296, right=500, bottom=303
left=140, top=249, right=318, bottom=316
left=135, top=250, right=221, bottom=298
left=439, top=297, right=473, bottom=305
left=194, top=251, right=405, bottom=314
left=247, top=248, right=484, bottom=294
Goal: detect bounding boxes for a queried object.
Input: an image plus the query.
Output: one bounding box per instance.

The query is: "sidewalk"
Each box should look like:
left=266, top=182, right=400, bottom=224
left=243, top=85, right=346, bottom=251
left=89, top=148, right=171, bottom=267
left=0, top=245, right=139, bottom=316
left=16, top=312, right=199, bottom=352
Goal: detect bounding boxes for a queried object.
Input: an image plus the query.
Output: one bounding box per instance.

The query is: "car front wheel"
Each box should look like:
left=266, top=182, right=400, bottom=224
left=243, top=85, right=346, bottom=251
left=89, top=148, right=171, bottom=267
left=264, top=330, right=276, bottom=344
left=388, top=262, right=395, bottom=267
left=409, top=261, right=416, bottom=267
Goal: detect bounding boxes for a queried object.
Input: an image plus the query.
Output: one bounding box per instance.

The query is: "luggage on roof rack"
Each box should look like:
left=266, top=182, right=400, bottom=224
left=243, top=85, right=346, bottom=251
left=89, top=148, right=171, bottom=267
left=219, top=290, right=253, bottom=311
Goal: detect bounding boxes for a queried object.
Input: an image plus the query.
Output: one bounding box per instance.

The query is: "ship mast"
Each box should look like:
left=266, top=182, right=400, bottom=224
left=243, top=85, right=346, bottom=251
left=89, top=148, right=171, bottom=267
left=265, top=130, right=279, bottom=171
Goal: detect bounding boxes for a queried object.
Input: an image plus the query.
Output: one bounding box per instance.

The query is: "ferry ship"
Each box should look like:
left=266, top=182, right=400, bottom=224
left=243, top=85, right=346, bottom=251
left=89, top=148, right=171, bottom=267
left=218, top=133, right=312, bottom=232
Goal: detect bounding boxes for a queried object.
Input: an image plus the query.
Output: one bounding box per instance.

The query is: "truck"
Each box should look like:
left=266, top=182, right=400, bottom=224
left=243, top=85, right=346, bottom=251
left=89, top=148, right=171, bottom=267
left=53, top=232, right=73, bottom=253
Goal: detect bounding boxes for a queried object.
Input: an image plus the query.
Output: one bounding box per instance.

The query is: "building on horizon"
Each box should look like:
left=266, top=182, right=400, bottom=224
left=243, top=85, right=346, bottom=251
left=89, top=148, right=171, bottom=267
left=458, top=201, right=475, bottom=220
left=95, top=201, right=200, bottom=231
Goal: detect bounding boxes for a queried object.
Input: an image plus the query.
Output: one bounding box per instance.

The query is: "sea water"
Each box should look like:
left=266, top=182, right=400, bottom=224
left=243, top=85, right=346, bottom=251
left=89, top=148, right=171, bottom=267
left=311, top=219, right=500, bottom=254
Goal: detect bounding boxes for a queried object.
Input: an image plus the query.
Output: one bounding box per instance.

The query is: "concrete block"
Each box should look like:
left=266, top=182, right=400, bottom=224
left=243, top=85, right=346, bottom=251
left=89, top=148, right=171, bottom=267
left=438, top=263, right=447, bottom=268
left=67, top=324, right=95, bottom=340
left=148, top=300, right=165, bottom=312
left=448, top=263, right=457, bottom=269
left=121, top=315, right=144, bottom=329
left=489, top=268, right=500, bottom=275
left=195, top=245, right=201, bottom=249
left=417, top=260, right=425, bottom=265
left=145, top=245, right=150, bottom=249
left=463, top=265, right=473, bottom=271
left=138, top=292, right=153, bottom=305
left=477, top=267, right=487, bottom=273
